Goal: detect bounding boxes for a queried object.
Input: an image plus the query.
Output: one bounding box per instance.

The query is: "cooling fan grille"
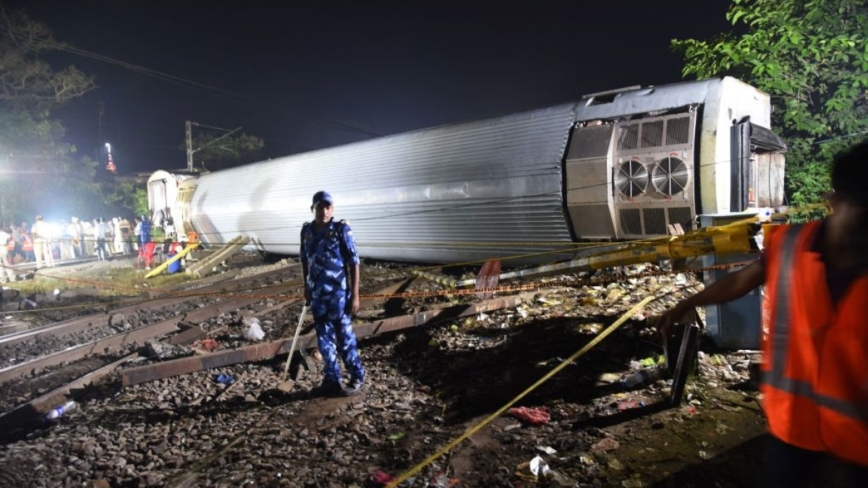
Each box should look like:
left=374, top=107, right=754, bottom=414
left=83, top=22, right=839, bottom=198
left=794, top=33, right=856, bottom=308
left=615, top=160, right=648, bottom=198
left=652, top=157, right=689, bottom=196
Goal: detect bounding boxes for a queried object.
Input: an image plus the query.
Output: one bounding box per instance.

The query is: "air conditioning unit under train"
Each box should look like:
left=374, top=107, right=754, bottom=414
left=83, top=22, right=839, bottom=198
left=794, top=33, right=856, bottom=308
left=565, top=78, right=786, bottom=241
left=613, top=112, right=696, bottom=237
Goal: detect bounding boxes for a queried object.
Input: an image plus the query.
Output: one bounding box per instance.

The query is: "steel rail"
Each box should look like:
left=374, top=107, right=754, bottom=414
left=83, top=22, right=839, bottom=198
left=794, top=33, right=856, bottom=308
left=0, top=282, right=302, bottom=384
left=122, top=292, right=527, bottom=386
left=0, top=264, right=299, bottom=346
left=0, top=277, right=416, bottom=431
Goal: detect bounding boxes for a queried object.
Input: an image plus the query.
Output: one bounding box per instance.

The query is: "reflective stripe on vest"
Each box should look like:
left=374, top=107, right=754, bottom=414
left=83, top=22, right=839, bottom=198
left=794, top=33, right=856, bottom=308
left=762, top=224, right=868, bottom=422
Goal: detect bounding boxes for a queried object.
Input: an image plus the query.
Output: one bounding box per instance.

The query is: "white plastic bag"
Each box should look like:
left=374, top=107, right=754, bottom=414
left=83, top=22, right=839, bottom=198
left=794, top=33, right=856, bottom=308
left=243, top=317, right=265, bottom=341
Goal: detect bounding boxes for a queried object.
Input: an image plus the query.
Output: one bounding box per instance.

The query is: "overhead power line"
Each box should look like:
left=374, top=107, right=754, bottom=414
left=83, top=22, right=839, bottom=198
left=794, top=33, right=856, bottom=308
left=0, top=23, right=382, bottom=139
left=50, top=42, right=383, bottom=139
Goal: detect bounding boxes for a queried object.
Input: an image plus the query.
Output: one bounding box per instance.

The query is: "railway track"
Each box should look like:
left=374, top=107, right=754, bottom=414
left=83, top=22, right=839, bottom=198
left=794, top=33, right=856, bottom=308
left=0, top=260, right=422, bottom=436
left=0, top=261, right=307, bottom=428
left=0, top=257, right=756, bottom=488
left=0, top=264, right=300, bottom=349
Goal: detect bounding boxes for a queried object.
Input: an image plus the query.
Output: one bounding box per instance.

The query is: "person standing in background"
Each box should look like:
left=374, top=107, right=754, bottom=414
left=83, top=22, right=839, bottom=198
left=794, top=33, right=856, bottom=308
left=0, top=224, right=16, bottom=283
left=31, top=215, right=54, bottom=269
left=94, top=218, right=109, bottom=261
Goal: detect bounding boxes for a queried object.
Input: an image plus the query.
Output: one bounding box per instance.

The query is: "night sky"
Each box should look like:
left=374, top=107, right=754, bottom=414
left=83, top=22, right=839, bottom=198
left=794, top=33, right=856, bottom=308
left=9, top=0, right=731, bottom=174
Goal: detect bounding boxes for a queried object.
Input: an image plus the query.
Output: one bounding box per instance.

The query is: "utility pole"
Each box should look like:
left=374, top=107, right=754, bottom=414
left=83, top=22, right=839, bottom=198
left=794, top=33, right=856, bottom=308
left=185, top=121, right=242, bottom=172
left=185, top=120, right=194, bottom=172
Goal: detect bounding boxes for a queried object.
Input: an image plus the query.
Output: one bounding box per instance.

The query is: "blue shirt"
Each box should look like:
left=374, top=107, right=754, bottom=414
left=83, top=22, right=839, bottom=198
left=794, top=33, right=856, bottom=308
left=300, top=219, right=360, bottom=297
left=140, top=220, right=152, bottom=244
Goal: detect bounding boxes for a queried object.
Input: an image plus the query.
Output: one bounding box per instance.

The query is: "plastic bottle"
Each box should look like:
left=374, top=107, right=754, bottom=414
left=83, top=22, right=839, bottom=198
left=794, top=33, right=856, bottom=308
left=45, top=400, right=76, bottom=420
left=621, top=369, right=661, bottom=388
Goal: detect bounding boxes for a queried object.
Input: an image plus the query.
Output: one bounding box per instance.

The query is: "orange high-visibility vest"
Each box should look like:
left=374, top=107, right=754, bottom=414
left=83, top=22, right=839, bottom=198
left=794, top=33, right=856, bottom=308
left=21, top=234, right=33, bottom=252
left=761, top=222, right=868, bottom=465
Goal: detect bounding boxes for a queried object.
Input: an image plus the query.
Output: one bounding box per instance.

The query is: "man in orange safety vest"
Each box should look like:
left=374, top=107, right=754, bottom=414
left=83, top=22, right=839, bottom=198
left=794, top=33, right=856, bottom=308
left=660, top=141, right=868, bottom=487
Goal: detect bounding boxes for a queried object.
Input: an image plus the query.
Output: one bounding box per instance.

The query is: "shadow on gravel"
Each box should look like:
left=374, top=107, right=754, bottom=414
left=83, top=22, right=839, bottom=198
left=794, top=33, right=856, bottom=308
left=651, top=433, right=861, bottom=488
left=646, top=434, right=766, bottom=488
left=0, top=382, right=315, bottom=446
left=382, top=313, right=664, bottom=425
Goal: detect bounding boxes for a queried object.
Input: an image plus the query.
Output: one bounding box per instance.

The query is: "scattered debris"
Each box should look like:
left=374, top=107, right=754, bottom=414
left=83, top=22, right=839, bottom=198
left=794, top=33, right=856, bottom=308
left=428, top=472, right=459, bottom=487
left=370, top=470, right=395, bottom=485
left=44, top=400, right=76, bottom=420
left=592, top=437, right=620, bottom=452
left=516, top=455, right=550, bottom=481
left=145, top=340, right=190, bottom=361
left=508, top=406, right=551, bottom=425
left=242, top=316, right=265, bottom=341
left=621, top=368, right=664, bottom=388
left=536, top=445, right=558, bottom=455
left=215, top=373, right=235, bottom=385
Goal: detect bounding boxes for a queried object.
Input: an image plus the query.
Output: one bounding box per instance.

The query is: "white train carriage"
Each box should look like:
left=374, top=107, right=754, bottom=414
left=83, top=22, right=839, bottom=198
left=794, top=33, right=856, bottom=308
left=148, top=77, right=785, bottom=265
left=146, top=170, right=197, bottom=238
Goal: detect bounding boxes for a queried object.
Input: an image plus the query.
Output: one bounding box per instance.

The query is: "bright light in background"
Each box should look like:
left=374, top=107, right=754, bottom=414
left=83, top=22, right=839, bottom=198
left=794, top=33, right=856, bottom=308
left=42, top=222, right=61, bottom=238
left=105, top=142, right=117, bottom=173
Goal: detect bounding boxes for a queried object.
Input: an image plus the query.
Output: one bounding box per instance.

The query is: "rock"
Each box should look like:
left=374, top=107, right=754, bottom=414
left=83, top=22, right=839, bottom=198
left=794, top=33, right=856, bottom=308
left=592, top=438, right=620, bottom=452
left=733, top=359, right=750, bottom=371
left=606, top=287, right=625, bottom=303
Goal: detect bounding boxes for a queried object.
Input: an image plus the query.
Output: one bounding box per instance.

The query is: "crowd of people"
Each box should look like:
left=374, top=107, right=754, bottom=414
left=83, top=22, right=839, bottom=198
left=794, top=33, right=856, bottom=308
left=1, top=213, right=167, bottom=271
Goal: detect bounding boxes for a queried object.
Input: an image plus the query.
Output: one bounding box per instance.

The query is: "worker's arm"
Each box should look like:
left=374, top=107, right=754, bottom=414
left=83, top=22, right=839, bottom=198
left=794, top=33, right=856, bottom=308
left=659, top=260, right=765, bottom=337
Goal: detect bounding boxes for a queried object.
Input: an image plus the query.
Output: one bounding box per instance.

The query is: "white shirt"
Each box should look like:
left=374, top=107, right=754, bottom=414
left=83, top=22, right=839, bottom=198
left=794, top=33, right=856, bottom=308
left=0, top=230, right=11, bottom=251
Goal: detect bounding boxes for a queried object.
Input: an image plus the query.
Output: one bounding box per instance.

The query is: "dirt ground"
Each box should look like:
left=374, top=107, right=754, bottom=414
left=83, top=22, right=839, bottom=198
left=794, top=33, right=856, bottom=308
left=0, top=256, right=781, bottom=488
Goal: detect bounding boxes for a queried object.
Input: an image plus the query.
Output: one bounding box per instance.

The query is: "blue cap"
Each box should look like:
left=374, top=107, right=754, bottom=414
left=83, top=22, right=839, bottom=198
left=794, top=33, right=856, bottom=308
left=311, top=191, right=333, bottom=207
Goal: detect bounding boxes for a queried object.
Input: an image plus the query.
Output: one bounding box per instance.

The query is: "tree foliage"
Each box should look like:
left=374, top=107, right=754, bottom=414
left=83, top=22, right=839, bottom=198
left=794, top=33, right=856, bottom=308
left=0, top=9, right=133, bottom=224
left=0, top=9, right=95, bottom=107
left=672, top=0, right=868, bottom=208
left=100, top=179, right=148, bottom=218
left=186, top=130, right=265, bottom=171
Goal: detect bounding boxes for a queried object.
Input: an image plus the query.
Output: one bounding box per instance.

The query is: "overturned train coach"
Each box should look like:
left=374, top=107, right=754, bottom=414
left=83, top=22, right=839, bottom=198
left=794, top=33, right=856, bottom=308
left=148, top=77, right=786, bottom=265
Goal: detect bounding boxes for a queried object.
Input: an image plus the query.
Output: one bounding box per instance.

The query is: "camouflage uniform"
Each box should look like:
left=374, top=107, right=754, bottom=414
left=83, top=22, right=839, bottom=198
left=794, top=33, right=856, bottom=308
left=300, top=219, right=365, bottom=386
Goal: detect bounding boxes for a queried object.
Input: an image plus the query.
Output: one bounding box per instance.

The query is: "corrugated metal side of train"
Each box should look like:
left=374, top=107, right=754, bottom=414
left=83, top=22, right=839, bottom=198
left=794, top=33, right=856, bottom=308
left=189, top=103, right=578, bottom=264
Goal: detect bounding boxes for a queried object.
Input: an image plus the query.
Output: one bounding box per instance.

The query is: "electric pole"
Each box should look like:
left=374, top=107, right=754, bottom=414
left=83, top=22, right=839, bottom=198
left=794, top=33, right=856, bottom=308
left=185, top=121, right=242, bottom=172
left=186, top=120, right=194, bottom=172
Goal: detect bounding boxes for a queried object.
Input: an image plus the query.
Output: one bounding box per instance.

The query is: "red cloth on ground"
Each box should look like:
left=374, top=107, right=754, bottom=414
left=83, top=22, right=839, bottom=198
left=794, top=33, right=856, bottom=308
left=508, top=406, right=550, bottom=424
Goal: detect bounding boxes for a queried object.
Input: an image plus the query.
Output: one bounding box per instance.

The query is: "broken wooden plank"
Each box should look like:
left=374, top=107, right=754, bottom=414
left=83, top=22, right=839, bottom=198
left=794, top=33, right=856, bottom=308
left=187, top=236, right=250, bottom=278
left=146, top=243, right=199, bottom=279
left=122, top=293, right=527, bottom=386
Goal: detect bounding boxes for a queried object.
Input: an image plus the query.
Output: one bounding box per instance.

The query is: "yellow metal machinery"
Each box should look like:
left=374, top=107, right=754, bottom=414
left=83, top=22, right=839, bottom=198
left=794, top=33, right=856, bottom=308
left=412, top=216, right=764, bottom=289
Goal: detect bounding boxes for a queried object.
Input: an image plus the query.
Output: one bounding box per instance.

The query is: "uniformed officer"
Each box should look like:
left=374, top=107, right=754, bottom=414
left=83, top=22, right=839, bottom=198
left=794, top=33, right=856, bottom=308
left=300, top=191, right=365, bottom=396
left=31, top=215, right=54, bottom=269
